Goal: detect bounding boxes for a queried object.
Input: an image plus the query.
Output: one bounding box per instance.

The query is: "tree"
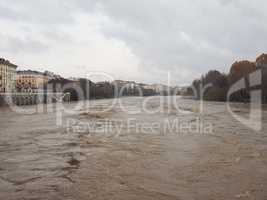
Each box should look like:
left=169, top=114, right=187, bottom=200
left=191, top=70, right=228, bottom=101
left=229, top=60, right=256, bottom=84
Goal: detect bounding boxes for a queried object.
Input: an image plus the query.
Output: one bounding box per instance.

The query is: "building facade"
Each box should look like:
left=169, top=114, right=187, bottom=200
left=16, top=70, right=50, bottom=93
left=0, top=58, right=17, bottom=93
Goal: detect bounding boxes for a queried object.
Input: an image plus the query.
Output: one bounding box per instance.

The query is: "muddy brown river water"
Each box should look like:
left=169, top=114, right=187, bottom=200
left=0, top=96, right=267, bottom=200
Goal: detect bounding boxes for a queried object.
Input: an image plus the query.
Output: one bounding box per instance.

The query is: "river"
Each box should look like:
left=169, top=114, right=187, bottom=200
left=0, top=96, right=267, bottom=199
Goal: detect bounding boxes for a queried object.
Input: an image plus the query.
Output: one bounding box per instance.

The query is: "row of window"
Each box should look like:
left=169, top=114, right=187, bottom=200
left=0, top=65, right=16, bottom=93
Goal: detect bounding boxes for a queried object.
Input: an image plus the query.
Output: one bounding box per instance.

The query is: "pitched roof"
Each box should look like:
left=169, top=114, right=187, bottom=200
left=0, top=58, right=17, bottom=68
left=17, top=70, right=44, bottom=75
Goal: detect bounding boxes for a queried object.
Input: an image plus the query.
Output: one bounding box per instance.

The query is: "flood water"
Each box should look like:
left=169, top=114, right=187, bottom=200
left=0, top=96, right=267, bottom=200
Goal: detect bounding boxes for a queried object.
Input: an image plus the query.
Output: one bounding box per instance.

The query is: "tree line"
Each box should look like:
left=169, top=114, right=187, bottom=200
left=187, top=53, right=267, bottom=103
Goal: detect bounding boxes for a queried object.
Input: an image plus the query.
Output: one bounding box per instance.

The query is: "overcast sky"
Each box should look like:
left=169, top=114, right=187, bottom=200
left=0, top=0, right=266, bottom=85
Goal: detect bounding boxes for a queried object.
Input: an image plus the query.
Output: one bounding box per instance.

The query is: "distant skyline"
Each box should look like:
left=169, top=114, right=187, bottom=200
left=1, top=0, right=267, bottom=85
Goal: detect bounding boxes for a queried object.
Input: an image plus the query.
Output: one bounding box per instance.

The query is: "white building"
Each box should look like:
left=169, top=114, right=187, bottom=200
left=0, top=58, right=17, bottom=93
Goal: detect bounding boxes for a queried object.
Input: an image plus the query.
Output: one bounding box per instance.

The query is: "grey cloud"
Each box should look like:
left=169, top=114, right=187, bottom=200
left=0, top=34, right=49, bottom=54
left=0, top=0, right=76, bottom=25
left=1, top=0, right=266, bottom=84
left=0, top=4, right=22, bottom=20
left=75, top=0, right=267, bottom=75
